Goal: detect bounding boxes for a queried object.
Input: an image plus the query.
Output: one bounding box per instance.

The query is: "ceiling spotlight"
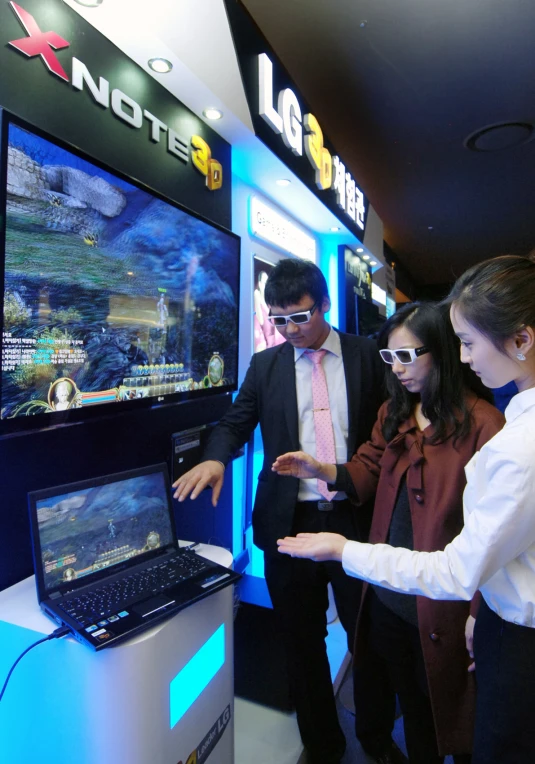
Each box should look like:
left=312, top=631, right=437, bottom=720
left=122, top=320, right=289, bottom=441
left=148, top=58, right=173, bottom=74
left=362, top=254, right=370, bottom=261
left=356, top=247, right=364, bottom=253
left=276, top=179, right=291, bottom=187
left=73, top=0, right=103, bottom=6
left=464, top=121, right=535, bottom=152
left=330, top=226, right=340, bottom=232
left=370, top=261, right=377, bottom=266
left=203, top=108, right=223, bottom=121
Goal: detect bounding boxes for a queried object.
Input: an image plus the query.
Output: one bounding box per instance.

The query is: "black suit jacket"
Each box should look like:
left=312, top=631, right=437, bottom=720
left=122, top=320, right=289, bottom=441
left=203, top=331, right=385, bottom=554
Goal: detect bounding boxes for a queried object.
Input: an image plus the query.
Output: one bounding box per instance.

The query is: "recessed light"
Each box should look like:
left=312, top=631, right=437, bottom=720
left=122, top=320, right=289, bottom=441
left=330, top=226, right=340, bottom=232
left=370, top=261, right=377, bottom=266
left=73, top=0, right=103, bottom=6
left=464, top=121, right=535, bottom=152
left=276, top=179, right=291, bottom=187
left=356, top=247, right=364, bottom=253
left=203, top=108, right=223, bottom=121
left=362, top=254, right=370, bottom=261
left=148, top=58, right=173, bottom=74
left=127, top=271, right=134, bottom=276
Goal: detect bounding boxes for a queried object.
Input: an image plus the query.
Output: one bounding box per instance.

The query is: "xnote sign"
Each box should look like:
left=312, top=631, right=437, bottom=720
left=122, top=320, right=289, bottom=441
left=258, top=52, right=366, bottom=231
left=6, top=1, right=223, bottom=191
left=8, top=1, right=70, bottom=81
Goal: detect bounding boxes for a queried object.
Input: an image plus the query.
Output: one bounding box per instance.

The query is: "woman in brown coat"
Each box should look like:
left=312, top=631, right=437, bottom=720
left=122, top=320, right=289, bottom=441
left=273, top=302, right=504, bottom=763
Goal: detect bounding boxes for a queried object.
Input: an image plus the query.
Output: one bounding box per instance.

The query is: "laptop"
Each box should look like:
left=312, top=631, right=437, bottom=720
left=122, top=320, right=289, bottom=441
left=28, top=463, right=241, bottom=650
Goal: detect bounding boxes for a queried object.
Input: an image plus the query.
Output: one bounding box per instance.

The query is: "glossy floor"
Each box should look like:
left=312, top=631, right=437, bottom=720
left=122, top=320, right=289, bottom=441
left=235, top=615, right=457, bottom=764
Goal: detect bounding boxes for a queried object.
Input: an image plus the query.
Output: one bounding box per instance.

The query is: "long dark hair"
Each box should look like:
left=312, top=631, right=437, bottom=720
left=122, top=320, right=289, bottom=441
left=447, top=254, right=535, bottom=350
left=379, top=302, right=491, bottom=444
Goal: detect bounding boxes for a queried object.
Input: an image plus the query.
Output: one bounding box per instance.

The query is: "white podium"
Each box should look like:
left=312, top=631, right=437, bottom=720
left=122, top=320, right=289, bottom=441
left=0, top=543, right=235, bottom=764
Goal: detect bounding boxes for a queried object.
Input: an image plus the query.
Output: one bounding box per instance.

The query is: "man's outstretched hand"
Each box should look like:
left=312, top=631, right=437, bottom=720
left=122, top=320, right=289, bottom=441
left=172, top=460, right=225, bottom=506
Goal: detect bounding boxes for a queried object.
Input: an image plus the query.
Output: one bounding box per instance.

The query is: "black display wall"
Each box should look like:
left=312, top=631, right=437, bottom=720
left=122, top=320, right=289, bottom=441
left=0, top=0, right=236, bottom=591
left=223, top=0, right=369, bottom=242
left=0, top=0, right=231, bottom=228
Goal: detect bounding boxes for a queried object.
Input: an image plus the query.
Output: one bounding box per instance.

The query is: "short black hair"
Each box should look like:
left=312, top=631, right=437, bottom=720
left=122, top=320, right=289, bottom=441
left=264, top=258, right=329, bottom=308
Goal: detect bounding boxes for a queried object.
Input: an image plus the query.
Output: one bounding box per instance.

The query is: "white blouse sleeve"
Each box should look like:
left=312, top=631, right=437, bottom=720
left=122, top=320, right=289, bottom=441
left=342, top=434, right=535, bottom=601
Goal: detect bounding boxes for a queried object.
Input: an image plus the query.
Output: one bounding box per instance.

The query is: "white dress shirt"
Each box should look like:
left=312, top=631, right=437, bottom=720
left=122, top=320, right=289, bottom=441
left=295, top=327, right=348, bottom=501
left=342, top=386, right=535, bottom=627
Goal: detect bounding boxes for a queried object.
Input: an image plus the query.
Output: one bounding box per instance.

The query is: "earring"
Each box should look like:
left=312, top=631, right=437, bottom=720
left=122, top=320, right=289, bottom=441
left=517, top=352, right=526, bottom=361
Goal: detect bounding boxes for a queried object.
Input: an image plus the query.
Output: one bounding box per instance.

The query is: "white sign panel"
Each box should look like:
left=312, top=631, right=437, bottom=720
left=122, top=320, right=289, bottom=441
left=372, top=283, right=386, bottom=306
left=250, top=196, right=316, bottom=262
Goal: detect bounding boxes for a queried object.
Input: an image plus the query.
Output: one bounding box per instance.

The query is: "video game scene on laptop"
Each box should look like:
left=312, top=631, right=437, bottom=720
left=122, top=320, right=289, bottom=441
left=35, top=472, right=174, bottom=592
left=1, top=122, right=239, bottom=424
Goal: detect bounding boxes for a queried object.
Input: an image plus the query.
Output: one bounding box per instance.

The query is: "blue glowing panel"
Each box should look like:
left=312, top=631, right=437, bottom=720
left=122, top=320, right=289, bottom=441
left=169, top=623, right=225, bottom=728
left=386, top=296, right=396, bottom=319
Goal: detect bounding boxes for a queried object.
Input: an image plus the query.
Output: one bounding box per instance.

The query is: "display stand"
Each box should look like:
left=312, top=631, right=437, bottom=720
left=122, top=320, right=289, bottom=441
left=0, top=543, right=235, bottom=764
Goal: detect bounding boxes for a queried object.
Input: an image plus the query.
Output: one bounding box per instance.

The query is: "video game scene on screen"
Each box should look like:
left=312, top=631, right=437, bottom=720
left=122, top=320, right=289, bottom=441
left=36, top=473, right=174, bottom=590
left=1, top=123, right=239, bottom=420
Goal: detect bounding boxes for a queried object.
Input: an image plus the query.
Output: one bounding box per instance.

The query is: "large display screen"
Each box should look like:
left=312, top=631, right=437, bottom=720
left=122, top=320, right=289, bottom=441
left=1, top=118, right=240, bottom=433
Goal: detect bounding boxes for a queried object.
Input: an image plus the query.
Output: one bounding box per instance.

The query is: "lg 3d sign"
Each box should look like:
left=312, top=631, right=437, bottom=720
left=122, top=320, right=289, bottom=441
left=7, top=1, right=223, bottom=191
left=259, top=53, right=365, bottom=230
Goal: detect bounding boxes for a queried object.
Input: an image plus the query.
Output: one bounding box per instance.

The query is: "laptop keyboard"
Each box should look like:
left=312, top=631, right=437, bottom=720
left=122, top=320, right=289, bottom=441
left=59, top=553, right=211, bottom=626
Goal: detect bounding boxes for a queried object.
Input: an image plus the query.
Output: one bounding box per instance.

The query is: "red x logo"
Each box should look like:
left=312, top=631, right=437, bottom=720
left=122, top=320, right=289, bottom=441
left=8, top=2, right=70, bottom=82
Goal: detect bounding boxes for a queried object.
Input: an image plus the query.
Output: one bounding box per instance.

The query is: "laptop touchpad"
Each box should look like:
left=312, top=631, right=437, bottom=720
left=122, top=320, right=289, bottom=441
left=133, top=595, right=175, bottom=618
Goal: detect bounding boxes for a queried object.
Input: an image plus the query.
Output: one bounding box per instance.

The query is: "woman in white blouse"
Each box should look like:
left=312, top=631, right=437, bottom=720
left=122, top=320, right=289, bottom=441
left=276, top=255, right=535, bottom=764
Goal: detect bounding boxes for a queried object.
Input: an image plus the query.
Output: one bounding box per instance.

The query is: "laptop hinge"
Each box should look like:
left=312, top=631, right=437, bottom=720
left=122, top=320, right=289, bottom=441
left=49, top=591, right=62, bottom=600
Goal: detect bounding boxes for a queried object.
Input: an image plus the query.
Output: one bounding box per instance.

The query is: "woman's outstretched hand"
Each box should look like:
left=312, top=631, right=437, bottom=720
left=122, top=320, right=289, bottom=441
left=272, top=451, right=321, bottom=478
left=272, top=451, right=336, bottom=482
left=277, top=532, right=348, bottom=562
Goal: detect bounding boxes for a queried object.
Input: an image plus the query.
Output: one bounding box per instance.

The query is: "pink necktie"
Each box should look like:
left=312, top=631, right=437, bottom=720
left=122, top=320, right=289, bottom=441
left=306, top=349, right=337, bottom=500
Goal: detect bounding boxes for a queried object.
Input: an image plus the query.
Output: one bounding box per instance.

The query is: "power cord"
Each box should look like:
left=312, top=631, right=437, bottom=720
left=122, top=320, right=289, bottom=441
left=0, top=625, right=70, bottom=702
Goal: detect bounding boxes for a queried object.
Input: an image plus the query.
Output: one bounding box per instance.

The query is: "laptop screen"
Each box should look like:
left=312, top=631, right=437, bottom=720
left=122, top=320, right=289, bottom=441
left=34, top=470, right=175, bottom=594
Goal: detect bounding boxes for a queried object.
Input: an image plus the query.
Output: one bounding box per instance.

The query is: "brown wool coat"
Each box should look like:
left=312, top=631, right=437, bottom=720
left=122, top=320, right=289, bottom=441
left=334, top=395, right=505, bottom=756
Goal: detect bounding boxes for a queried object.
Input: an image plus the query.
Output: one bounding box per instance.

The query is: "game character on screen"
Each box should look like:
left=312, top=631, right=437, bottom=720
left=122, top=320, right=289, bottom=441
left=157, top=294, right=168, bottom=329
left=51, top=379, right=75, bottom=411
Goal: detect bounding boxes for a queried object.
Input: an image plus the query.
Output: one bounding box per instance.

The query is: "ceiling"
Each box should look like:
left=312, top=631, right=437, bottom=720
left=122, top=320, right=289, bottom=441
left=62, top=0, right=368, bottom=253
left=240, top=0, right=535, bottom=286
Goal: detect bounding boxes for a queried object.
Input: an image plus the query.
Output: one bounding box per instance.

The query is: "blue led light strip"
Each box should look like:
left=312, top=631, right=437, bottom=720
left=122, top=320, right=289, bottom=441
left=169, top=623, right=225, bottom=728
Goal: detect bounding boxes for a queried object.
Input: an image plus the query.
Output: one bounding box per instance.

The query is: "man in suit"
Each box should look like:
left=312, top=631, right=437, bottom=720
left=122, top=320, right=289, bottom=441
left=173, top=258, right=405, bottom=764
